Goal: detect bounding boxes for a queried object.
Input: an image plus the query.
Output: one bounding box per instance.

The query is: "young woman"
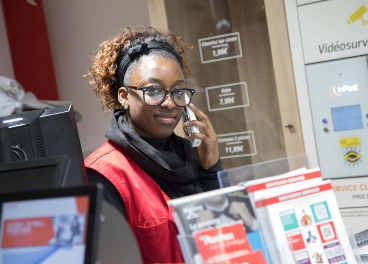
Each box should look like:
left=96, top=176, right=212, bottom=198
left=85, top=26, right=228, bottom=263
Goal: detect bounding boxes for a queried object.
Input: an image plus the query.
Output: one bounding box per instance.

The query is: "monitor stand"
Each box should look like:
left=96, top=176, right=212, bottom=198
left=96, top=200, right=142, bottom=264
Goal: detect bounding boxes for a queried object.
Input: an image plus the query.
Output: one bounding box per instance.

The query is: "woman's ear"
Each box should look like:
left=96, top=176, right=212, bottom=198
left=118, top=87, right=129, bottom=109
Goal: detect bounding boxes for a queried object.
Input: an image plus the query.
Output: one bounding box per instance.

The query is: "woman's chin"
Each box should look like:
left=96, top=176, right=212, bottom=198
left=153, top=126, right=177, bottom=138
left=154, top=131, right=174, bottom=139
left=138, top=126, right=174, bottom=139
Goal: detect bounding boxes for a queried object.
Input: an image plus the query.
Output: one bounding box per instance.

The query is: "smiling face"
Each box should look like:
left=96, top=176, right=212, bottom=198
left=118, top=55, right=186, bottom=139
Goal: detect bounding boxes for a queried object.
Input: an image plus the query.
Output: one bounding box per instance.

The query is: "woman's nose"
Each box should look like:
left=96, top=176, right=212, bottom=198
left=160, top=94, right=175, bottom=109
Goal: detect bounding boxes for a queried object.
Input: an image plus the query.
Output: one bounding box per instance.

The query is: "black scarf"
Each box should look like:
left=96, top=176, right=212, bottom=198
left=105, top=110, right=208, bottom=198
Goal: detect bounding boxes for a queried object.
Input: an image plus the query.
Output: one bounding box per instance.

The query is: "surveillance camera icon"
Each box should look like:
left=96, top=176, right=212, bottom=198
left=348, top=5, right=368, bottom=25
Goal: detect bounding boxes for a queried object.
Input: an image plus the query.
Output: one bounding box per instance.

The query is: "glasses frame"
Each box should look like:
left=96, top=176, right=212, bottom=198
left=126, top=86, right=195, bottom=107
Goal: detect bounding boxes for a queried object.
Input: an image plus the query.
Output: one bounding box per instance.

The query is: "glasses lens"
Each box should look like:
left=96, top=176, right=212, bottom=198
left=173, top=89, right=193, bottom=106
left=144, top=87, right=166, bottom=105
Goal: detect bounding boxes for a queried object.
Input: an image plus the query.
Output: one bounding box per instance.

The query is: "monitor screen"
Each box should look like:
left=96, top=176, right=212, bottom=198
left=0, top=166, right=56, bottom=192
left=0, top=195, right=89, bottom=264
left=331, top=105, right=363, bottom=132
left=0, top=156, right=69, bottom=194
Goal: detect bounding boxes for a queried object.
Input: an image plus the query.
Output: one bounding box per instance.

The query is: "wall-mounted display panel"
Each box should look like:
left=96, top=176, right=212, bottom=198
left=306, top=56, right=368, bottom=178
left=299, top=0, right=368, bottom=64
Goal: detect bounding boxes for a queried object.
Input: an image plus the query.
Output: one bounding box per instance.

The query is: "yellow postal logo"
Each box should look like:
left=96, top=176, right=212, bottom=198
left=344, top=151, right=361, bottom=162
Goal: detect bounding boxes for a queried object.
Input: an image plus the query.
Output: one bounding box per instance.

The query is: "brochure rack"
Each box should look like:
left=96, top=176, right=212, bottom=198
left=217, top=154, right=311, bottom=187
left=255, top=216, right=362, bottom=263
left=177, top=227, right=362, bottom=263
left=210, top=159, right=363, bottom=264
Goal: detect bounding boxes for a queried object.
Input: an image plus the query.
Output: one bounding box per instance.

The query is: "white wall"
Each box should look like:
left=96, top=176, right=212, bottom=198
left=0, top=2, right=14, bottom=78
left=43, top=0, right=150, bottom=157
left=283, top=0, right=319, bottom=168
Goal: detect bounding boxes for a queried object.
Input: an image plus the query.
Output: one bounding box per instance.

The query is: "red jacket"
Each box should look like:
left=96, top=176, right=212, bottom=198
left=85, top=141, right=185, bottom=264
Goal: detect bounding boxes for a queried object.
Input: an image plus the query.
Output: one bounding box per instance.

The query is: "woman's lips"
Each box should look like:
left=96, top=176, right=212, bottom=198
left=154, top=113, right=177, bottom=124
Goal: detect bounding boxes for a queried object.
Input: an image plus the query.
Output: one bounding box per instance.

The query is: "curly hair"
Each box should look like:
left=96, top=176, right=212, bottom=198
left=86, top=26, right=192, bottom=112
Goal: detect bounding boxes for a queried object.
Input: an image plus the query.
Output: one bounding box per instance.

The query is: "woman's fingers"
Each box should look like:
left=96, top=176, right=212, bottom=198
left=187, top=104, right=215, bottom=130
left=184, top=120, right=217, bottom=141
left=183, top=103, right=220, bottom=168
left=183, top=126, right=189, bottom=136
left=184, top=104, right=216, bottom=136
left=187, top=130, right=207, bottom=141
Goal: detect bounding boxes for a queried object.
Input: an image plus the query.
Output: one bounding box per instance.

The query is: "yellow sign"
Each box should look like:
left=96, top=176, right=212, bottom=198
left=344, top=151, right=361, bottom=162
left=348, top=5, right=368, bottom=25
left=340, top=137, right=361, bottom=148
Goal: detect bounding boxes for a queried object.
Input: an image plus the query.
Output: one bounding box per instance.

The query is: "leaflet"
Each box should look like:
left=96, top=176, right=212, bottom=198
left=168, top=186, right=271, bottom=264
left=193, top=222, right=267, bottom=264
left=246, top=168, right=321, bottom=206
left=255, top=181, right=356, bottom=264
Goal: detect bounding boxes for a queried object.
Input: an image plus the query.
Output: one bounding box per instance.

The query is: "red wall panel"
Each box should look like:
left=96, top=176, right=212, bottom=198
left=2, top=0, right=59, bottom=100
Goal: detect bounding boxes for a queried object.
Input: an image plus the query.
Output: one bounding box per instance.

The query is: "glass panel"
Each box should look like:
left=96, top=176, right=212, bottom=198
left=161, top=0, right=286, bottom=169
left=217, top=154, right=311, bottom=187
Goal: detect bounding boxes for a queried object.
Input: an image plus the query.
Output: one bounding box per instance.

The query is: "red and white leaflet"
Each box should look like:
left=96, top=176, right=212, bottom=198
left=244, top=167, right=307, bottom=193
left=194, top=222, right=265, bottom=264
left=255, top=181, right=356, bottom=264
left=246, top=168, right=321, bottom=206
left=245, top=168, right=322, bottom=263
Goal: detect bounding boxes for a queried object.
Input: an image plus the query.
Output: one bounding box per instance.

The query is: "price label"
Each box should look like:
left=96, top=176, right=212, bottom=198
left=219, top=97, right=235, bottom=106
left=198, top=32, right=242, bottom=64
left=225, top=145, right=244, bottom=154
left=212, top=47, right=228, bottom=57
left=218, top=131, right=257, bottom=159
left=205, top=82, right=249, bottom=112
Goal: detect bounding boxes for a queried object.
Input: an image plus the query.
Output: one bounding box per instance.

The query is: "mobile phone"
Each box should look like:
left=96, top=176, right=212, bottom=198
left=184, top=95, right=202, bottom=148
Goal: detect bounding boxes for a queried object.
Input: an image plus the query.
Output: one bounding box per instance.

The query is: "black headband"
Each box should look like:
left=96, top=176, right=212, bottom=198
left=117, top=41, right=182, bottom=87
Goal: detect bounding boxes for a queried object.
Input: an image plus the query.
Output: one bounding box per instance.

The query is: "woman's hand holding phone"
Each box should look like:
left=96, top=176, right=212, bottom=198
left=183, top=103, right=220, bottom=169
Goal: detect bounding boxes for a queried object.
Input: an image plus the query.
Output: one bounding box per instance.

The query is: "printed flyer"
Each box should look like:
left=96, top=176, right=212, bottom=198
left=255, top=181, right=356, bottom=264
left=168, top=186, right=271, bottom=263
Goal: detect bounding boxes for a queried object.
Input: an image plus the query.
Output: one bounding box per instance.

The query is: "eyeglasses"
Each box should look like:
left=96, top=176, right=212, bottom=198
left=126, top=86, right=195, bottom=107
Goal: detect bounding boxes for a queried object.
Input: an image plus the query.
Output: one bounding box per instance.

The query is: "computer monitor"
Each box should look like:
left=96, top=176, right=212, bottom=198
left=0, top=185, right=101, bottom=264
left=0, top=105, right=87, bottom=187
left=0, top=156, right=70, bottom=194
left=0, top=185, right=143, bottom=264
